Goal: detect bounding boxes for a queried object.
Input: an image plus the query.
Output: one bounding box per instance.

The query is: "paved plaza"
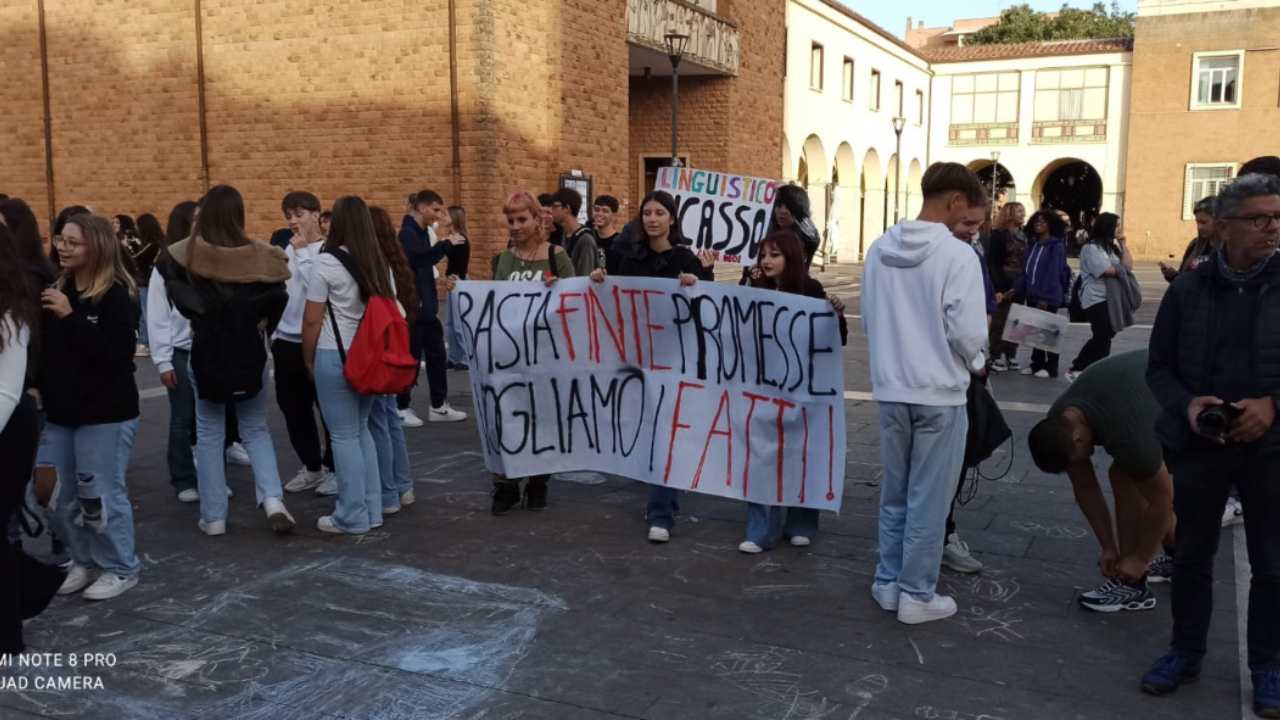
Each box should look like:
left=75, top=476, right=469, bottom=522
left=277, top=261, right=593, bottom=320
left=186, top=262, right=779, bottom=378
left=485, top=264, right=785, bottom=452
left=2, top=264, right=1252, bottom=720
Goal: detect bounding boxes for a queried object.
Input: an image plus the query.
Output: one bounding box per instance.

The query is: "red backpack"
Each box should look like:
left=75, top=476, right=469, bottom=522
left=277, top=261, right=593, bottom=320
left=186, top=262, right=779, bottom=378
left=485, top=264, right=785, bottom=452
left=323, top=249, right=418, bottom=395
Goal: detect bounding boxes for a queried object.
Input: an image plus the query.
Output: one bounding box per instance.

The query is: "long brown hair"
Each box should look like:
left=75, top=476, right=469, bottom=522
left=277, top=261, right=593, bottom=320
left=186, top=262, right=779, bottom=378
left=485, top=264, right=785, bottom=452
left=369, top=206, right=419, bottom=324
left=754, top=230, right=809, bottom=294
left=325, top=196, right=392, bottom=301
left=0, top=224, right=39, bottom=352
left=995, top=202, right=1025, bottom=231
left=447, top=205, right=469, bottom=241
left=58, top=214, right=137, bottom=302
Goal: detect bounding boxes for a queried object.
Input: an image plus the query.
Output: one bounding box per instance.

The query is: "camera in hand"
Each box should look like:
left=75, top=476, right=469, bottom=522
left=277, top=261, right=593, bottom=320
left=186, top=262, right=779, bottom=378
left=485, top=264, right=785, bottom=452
left=1197, top=403, right=1243, bottom=441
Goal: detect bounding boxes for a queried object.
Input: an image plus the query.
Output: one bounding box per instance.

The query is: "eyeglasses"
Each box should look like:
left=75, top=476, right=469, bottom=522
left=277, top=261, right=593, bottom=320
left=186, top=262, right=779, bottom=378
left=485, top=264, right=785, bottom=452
left=51, top=235, right=86, bottom=249
left=1224, top=213, right=1280, bottom=230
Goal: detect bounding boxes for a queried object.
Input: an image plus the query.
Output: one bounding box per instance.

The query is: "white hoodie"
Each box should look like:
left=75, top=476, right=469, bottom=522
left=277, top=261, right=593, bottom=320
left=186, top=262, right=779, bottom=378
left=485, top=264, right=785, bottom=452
left=862, top=220, right=988, bottom=407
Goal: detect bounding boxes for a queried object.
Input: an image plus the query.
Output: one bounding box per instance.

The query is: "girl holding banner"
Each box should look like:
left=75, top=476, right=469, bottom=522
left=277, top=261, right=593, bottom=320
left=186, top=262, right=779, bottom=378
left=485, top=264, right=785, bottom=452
left=737, top=230, right=848, bottom=553
left=588, top=190, right=715, bottom=544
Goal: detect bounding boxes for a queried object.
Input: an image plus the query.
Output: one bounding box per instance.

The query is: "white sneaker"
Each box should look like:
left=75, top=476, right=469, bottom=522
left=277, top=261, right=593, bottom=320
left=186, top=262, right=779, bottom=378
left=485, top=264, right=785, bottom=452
left=57, top=563, right=96, bottom=595
left=225, top=442, right=251, bottom=466
left=177, top=488, right=199, bottom=503
left=284, top=468, right=325, bottom=493
left=789, top=536, right=811, bottom=547
left=647, top=526, right=670, bottom=543
left=263, top=497, right=296, bottom=534
left=399, top=409, right=425, bottom=428
left=1064, top=369, right=1080, bottom=382
left=82, top=573, right=137, bottom=601
left=314, top=472, right=338, bottom=497
left=738, top=540, right=763, bottom=554
left=1033, top=369, right=1051, bottom=379
left=1019, top=367, right=1035, bottom=376
left=871, top=582, right=900, bottom=612
left=897, top=593, right=958, bottom=625
left=135, top=344, right=150, bottom=357
left=990, top=358, right=1009, bottom=372
left=383, top=504, right=401, bottom=515
left=1222, top=496, right=1244, bottom=528
left=428, top=403, right=467, bottom=423
left=400, top=489, right=416, bottom=506
left=317, top=515, right=346, bottom=534
left=227, top=486, right=234, bottom=498
left=198, top=519, right=226, bottom=536
left=942, top=533, right=984, bottom=574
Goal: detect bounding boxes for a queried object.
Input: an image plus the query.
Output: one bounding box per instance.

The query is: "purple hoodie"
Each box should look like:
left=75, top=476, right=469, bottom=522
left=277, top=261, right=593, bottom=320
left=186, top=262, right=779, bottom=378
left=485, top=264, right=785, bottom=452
left=1014, top=236, right=1071, bottom=307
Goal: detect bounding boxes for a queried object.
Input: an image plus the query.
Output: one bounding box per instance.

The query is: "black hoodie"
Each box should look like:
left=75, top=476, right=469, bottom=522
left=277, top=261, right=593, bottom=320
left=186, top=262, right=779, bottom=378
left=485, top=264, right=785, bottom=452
left=37, top=281, right=139, bottom=427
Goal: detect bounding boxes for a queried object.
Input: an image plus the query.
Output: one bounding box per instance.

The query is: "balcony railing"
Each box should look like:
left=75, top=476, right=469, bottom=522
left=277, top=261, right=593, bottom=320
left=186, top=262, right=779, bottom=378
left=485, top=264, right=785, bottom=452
left=1031, top=120, right=1107, bottom=144
left=627, top=0, right=740, bottom=76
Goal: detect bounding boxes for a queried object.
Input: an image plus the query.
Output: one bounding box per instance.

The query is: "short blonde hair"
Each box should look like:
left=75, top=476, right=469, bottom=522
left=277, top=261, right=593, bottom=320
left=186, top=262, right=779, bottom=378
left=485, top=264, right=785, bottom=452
left=59, top=214, right=136, bottom=302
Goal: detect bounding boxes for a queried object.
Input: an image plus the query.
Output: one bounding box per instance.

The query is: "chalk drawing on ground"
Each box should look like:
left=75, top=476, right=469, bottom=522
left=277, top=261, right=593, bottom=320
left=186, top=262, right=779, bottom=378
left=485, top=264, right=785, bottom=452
left=6, top=558, right=566, bottom=720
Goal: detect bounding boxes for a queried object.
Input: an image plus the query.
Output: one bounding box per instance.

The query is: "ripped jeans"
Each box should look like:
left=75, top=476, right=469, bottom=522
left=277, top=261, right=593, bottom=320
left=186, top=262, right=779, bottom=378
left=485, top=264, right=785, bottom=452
left=38, top=420, right=141, bottom=578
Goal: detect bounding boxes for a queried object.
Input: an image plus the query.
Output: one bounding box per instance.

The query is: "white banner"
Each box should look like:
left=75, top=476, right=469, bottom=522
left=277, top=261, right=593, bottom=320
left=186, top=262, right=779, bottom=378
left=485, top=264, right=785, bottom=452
left=653, top=166, right=783, bottom=267
left=453, top=278, right=846, bottom=511
left=1002, top=303, right=1068, bottom=353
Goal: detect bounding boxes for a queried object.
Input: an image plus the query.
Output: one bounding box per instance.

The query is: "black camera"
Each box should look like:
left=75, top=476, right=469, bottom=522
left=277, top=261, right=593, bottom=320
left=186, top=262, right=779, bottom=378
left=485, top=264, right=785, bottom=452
left=1197, top=403, right=1243, bottom=441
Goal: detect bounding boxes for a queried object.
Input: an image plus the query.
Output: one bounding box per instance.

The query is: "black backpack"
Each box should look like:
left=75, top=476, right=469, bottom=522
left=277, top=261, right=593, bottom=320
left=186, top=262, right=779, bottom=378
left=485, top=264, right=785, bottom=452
left=189, top=284, right=269, bottom=402
left=1067, top=273, right=1086, bottom=322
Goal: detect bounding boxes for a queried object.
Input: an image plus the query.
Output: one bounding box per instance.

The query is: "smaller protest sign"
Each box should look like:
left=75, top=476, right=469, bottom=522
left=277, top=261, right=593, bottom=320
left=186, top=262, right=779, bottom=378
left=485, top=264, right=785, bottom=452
left=653, top=166, right=784, bottom=267
left=1002, top=304, right=1068, bottom=353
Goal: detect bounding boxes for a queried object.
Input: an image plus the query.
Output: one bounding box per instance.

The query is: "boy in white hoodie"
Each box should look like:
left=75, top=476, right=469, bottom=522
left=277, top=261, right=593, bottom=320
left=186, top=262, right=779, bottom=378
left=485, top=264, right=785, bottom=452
left=862, top=162, right=990, bottom=625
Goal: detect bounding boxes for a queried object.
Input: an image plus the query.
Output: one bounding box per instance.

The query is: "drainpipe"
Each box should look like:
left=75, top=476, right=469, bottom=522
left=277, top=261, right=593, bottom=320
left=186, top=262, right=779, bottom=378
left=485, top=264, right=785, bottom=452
left=194, top=0, right=211, bottom=193
left=37, top=0, right=56, bottom=228
left=448, top=0, right=462, bottom=201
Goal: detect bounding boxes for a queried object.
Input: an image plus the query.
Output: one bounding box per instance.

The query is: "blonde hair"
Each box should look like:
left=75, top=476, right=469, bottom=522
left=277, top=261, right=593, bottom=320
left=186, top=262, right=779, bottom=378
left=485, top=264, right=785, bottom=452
left=502, top=191, right=542, bottom=220
left=995, top=202, right=1025, bottom=231
left=59, top=213, right=137, bottom=302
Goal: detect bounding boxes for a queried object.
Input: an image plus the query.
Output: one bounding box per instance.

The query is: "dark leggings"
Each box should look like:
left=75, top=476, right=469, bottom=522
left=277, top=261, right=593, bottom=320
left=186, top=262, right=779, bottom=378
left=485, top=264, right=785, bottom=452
left=1070, top=301, right=1114, bottom=373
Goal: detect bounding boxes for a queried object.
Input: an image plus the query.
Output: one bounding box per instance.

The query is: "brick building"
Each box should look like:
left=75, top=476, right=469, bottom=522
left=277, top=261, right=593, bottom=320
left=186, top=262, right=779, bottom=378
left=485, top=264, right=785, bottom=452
left=1122, top=0, right=1280, bottom=260
left=0, top=0, right=783, bottom=275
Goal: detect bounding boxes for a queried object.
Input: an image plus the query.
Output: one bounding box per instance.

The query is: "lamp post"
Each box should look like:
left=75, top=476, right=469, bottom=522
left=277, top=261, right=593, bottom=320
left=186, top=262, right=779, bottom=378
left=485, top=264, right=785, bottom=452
left=891, top=115, right=906, bottom=222
left=989, top=150, right=1002, bottom=222
left=665, top=32, right=690, bottom=168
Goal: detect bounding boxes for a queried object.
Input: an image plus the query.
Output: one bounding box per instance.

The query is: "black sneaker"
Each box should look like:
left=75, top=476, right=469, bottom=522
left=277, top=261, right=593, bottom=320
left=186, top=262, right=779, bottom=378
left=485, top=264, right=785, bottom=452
left=1080, top=577, right=1123, bottom=602
left=523, top=478, right=548, bottom=511
left=1080, top=578, right=1156, bottom=613
left=1148, top=554, right=1174, bottom=584
left=491, top=482, right=521, bottom=515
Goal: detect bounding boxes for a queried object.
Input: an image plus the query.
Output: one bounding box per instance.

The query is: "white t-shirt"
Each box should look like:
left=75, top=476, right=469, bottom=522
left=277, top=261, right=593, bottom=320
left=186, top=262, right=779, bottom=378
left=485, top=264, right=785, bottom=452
left=307, top=253, right=366, bottom=351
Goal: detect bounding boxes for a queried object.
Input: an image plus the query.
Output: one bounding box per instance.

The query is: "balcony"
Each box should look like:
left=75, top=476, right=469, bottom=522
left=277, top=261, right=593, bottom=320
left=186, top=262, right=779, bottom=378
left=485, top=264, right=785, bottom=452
left=1031, top=120, right=1107, bottom=144
left=627, top=0, right=740, bottom=77
left=948, top=122, right=1019, bottom=146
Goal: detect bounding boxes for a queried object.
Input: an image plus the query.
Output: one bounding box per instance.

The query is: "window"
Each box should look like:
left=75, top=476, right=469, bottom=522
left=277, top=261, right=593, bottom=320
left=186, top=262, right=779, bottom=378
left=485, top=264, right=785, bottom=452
left=1034, top=67, right=1108, bottom=122
left=894, top=80, right=904, bottom=116
left=842, top=57, right=854, bottom=102
left=810, top=43, right=824, bottom=91
left=950, top=72, right=1020, bottom=124
left=870, top=69, right=881, bottom=111
left=915, top=90, right=925, bottom=125
left=1183, top=164, right=1236, bottom=219
left=1191, top=51, right=1243, bottom=109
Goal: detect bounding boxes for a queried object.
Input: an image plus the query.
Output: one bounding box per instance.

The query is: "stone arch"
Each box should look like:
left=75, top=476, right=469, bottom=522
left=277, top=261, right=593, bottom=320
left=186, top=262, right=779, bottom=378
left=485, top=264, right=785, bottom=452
left=970, top=158, right=1017, bottom=208
left=781, top=136, right=795, bottom=181
left=906, top=159, right=924, bottom=219
left=859, top=149, right=883, bottom=260
left=1033, top=158, right=1102, bottom=238
left=829, top=142, right=858, bottom=262
left=800, top=134, right=830, bottom=252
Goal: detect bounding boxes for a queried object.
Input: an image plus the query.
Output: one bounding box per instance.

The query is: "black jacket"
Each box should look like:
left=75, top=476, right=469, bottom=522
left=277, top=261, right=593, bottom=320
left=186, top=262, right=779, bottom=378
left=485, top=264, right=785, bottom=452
left=747, top=275, right=849, bottom=347
left=1148, top=252, right=1280, bottom=454
left=37, top=282, right=139, bottom=427
left=613, top=225, right=713, bottom=282
left=155, top=238, right=290, bottom=347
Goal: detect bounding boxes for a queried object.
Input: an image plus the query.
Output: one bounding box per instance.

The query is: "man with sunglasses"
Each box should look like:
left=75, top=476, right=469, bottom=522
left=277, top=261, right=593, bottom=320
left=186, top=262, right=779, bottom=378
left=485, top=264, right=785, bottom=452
left=1141, top=172, right=1280, bottom=718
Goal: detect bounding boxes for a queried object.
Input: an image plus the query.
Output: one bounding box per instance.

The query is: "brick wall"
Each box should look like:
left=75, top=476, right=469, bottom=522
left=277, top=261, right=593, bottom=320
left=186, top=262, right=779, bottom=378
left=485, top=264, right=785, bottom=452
left=1123, top=8, right=1280, bottom=260
left=0, top=2, right=51, bottom=223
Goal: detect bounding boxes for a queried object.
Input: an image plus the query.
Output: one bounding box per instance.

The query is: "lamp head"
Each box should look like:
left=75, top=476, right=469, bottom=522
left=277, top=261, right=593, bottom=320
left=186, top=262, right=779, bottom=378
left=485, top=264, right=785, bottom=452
left=665, top=32, right=690, bottom=62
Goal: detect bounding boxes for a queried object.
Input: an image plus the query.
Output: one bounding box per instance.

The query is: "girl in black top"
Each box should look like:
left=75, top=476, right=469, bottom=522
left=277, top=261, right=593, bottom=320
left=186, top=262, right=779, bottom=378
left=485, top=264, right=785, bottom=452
left=38, top=213, right=143, bottom=602
left=442, top=205, right=472, bottom=369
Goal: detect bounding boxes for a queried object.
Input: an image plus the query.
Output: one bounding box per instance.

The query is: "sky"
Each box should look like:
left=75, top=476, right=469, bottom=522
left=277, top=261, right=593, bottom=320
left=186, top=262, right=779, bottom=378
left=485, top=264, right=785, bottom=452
left=841, top=0, right=1140, bottom=39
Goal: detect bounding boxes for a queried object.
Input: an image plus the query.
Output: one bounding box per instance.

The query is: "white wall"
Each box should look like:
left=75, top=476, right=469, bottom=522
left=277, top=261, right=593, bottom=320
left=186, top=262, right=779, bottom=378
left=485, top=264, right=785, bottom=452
left=927, top=52, right=1132, bottom=217
left=784, top=0, right=933, bottom=262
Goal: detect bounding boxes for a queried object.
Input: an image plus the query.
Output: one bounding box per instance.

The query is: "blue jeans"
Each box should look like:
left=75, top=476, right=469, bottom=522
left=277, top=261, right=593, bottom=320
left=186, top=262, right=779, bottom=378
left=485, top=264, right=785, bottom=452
left=314, top=349, right=380, bottom=532
left=137, top=286, right=149, bottom=346
left=646, top=486, right=681, bottom=530
left=191, top=363, right=284, bottom=523
left=744, top=505, right=819, bottom=548
left=165, top=348, right=197, bottom=493
left=369, top=394, right=412, bottom=510
left=39, top=420, right=141, bottom=577
left=875, top=402, right=968, bottom=601
left=445, top=295, right=468, bottom=366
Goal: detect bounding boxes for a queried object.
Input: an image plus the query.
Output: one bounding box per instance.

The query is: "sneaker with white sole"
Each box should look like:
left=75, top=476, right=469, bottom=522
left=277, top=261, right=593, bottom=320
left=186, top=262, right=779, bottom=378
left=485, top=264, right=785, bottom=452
left=263, top=497, right=295, bottom=534
left=317, top=515, right=346, bottom=534
left=647, top=526, right=670, bottom=543
left=400, top=489, right=416, bottom=506
left=225, top=442, right=251, bottom=466
left=942, top=533, right=984, bottom=574
left=383, top=504, right=401, bottom=515
left=738, top=540, right=763, bottom=554
left=871, top=582, right=900, bottom=612
left=57, top=563, right=95, bottom=595
left=1148, top=554, right=1174, bottom=584
left=428, top=403, right=467, bottom=423
left=1065, top=369, right=1081, bottom=382
left=82, top=573, right=137, bottom=601
left=897, top=593, right=958, bottom=624
left=198, top=519, right=226, bottom=536
left=1080, top=577, right=1123, bottom=601
left=990, top=358, right=1009, bottom=372
left=135, top=344, right=150, bottom=357
left=284, top=467, right=325, bottom=493
left=399, top=409, right=425, bottom=428
left=1034, top=369, right=1051, bottom=379
left=1019, top=367, right=1035, bottom=376
left=1222, top=496, right=1244, bottom=528
left=789, top=535, right=811, bottom=547
left=1079, top=579, right=1156, bottom=613
left=177, top=488, right=199, bottom=503
left=314, top=472, right=338, bottom=497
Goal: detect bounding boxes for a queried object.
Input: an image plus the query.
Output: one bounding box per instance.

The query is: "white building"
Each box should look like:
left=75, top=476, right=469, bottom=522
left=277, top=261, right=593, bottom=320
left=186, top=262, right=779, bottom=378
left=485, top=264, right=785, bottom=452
left=783, top=0, right=932, bottom=263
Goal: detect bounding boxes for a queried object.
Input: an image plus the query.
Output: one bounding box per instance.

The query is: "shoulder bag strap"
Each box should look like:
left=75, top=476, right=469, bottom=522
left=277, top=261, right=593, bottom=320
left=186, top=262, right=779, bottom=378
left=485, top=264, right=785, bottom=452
left=326, top=300, right=346, bottom=364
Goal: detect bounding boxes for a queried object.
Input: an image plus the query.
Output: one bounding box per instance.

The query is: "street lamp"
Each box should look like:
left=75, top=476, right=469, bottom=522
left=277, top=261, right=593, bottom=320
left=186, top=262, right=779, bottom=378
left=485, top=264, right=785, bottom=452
left=665, top=32, right=690, bottom=168
left=891, top=115, right=906, bottom=222
left=990, top=150, right=1002, bottom=222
